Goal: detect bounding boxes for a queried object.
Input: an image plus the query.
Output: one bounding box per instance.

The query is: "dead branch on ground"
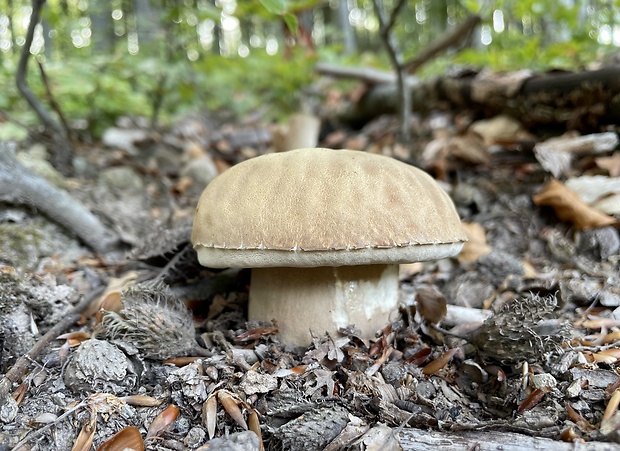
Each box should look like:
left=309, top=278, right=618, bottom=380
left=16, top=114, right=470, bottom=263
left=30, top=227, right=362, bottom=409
left=0, top=143, right=121, bottom=253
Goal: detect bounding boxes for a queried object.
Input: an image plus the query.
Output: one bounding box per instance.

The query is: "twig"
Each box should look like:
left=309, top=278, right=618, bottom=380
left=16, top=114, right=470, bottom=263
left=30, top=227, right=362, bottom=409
left=15, top=0, right=73, bottom=174
left=0, top=288, right=103, bottom=409
left=15, top=0, right=60, bottom=135
left=403, top=15, right=481, bottom=74
left=36, top=59, right=74, bottom=143
left=10, top=401, right=88, bottom=451
left=372, top=0, right=410, bottom=140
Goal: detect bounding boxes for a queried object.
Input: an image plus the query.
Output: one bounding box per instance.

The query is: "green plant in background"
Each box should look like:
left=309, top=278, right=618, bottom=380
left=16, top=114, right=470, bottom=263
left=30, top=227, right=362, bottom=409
left=2, top=0, right=619, bottom=142
left=456, top=0, right=611, bottom=71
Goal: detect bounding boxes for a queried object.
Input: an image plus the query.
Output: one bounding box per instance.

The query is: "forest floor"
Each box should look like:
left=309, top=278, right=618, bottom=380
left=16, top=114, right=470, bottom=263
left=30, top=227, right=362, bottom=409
left=1, top=101, right=620, bottom=451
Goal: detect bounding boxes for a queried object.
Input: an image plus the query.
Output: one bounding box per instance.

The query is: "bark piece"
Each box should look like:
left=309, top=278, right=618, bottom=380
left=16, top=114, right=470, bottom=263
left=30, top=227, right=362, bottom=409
left=396, top=426, right=620, bottom=451
left=273, top=404, right=349, bottom=450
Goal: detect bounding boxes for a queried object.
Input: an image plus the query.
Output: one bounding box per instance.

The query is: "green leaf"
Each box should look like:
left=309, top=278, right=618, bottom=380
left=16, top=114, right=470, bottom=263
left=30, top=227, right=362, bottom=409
left=283, top=13, right=298, bottom=36
left=258, top=0, right=287, bottom=15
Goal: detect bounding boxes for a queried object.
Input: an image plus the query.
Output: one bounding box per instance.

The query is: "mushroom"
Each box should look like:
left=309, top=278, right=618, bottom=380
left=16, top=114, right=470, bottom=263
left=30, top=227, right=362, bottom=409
left=191, top=148, right=466, bottom=346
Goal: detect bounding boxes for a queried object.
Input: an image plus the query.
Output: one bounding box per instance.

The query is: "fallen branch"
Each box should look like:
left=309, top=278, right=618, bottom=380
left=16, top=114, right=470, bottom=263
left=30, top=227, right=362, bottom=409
left=397, top=426, right=620, bottom=451
left=0, top=144, right=120, bottom=253
left=321, top=65, right=620, bottom=130
left=315, top=62, right=407, bottom=85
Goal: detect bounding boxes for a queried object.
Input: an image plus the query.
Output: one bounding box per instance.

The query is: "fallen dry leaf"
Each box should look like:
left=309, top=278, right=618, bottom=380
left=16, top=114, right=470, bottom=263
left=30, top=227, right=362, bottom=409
left=12, top=382, right=27, bottom=404
left=84, top=271, right=139, bottom=323
left=406, top=346, right=432, bottom=365
left=603, top=389, right=620, bottom=422
left=581, top=317, right=620, bottom=329
left=458, top=222, right=492, bottom=263
left=469, top=114, right=527, bottom=146
left=163, top=356, right=203, bottom=367
left=235, top=326, right=279, bottom=342
left=146, top=404, right=180, bottom=438
left=247, top=410, right=264, bottom=451
left=57, top=331, right=91, bottom=347
left=202, top=395, right=218, bottom=439
left=559, top=426, right=582, bottom=442
left=517, top=388, right=546, bottom=413
left=415, top=285, right=448, bottom=324
left=72, top=412, right=97, bottom=451
left=592, top=348, right=620, bottom=364
left=422, top=348, right=458, bottom=376
left=533, top=179, right=619, bottom=230
left=96, top=426, right=145, bottom=451
left=566, top=402, right=595, bottom=432
left=217, top=390, right=247, bottom=430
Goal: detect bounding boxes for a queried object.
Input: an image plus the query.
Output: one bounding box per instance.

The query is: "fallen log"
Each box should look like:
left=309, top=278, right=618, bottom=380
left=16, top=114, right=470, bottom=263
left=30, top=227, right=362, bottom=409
left=318, top=64, right=620, bottom=131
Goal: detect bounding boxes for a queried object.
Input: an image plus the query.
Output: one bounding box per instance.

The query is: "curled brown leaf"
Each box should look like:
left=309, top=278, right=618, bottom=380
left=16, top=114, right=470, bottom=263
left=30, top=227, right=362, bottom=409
left=533, top=179, right=618, bottom=230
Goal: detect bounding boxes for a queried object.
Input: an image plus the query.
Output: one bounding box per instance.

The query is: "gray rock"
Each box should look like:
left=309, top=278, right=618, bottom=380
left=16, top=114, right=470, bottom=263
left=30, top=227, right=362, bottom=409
left=98, top=166, right=144, bottom=196
left=201, top=430, right=260, bottom=450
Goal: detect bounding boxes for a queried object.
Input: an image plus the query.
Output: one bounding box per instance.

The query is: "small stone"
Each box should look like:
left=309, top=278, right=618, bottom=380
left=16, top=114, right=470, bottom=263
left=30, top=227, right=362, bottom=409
left=184, top=426, right=207, bottom=448
left=240, top=370, right=277, bottom=396
left=351, top=424, right=402, bottom=451
left=565, top=378, right=585, bottom=398
left=180, top=155, right=219, bottom=191
left=416, top=380, right=437, bottom=399
left=529, top=373, right=557, bottom=390
left=102, top=127, right=150, bottom=154
left=0, top=396, right=18, bottom=423
left=203, top=430, right=260, bottom=451
left=98, top=167, right=144, bottom=195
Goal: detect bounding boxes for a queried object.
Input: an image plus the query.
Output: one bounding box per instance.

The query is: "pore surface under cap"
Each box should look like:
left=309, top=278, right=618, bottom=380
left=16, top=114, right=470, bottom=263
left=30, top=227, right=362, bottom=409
left=191, top=148, right=466, bottom=268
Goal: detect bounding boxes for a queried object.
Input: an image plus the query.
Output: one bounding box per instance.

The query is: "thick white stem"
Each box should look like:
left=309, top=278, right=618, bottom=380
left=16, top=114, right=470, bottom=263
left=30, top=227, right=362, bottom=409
left=249, top=264, right=399, bottom=346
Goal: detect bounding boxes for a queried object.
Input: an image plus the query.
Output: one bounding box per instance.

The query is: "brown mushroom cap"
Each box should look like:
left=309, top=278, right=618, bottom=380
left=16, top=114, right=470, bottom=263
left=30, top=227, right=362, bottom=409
left=192, top=148, right=466, bottom=268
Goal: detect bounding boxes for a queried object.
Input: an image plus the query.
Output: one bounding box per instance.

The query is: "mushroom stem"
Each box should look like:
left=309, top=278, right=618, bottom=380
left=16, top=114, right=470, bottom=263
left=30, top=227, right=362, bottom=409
left=249, top=264, right=399, bottom=346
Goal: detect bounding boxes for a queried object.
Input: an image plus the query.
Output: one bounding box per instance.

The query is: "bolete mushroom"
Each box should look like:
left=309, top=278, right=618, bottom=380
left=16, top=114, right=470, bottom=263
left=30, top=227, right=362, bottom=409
left=191, top=148, right=466, bottom=345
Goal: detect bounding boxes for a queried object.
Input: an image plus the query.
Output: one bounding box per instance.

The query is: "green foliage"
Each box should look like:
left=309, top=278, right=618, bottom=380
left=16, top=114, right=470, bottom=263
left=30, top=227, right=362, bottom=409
left=0, top=47, right=316, bottom=139
left=258, top=0, right=298, bottom=35
left=193, top=48, right=316, bottom=121
left=454, top=0, right=605, bottom=71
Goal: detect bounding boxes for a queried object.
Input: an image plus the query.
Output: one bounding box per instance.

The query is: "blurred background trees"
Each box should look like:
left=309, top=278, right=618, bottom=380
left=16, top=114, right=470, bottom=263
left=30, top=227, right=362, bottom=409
left=0, top=0, right=619, bottom=140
